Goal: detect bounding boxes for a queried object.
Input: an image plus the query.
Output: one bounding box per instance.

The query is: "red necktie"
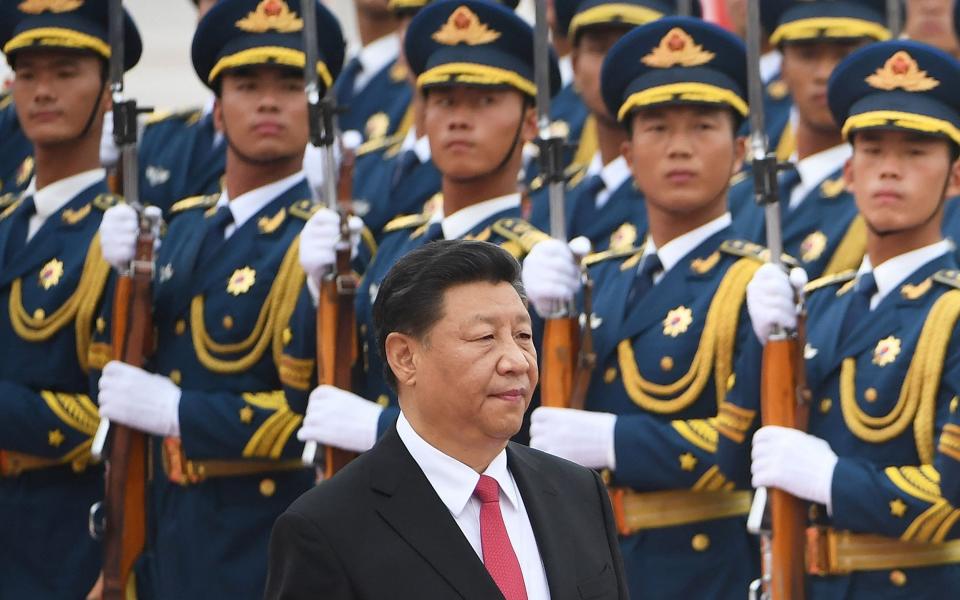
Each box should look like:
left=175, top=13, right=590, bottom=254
left=473, top=474, right=528, bottom=600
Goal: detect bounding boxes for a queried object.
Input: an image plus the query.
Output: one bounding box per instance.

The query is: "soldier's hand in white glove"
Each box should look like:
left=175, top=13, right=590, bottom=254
left=297, top=385, right=383, bottom=453
left=529, top=406, right=617, bottom=470
left=99, top=204, right=140, bottom=270
left=521, top=237, right=589, bottom=318
left=746, top=263, right=808, bottom=344
left=299, top=209, right=363, bottom=303
left=98, top=361, right=181, bottom=437
left=751, top=425, right=838, bottom=509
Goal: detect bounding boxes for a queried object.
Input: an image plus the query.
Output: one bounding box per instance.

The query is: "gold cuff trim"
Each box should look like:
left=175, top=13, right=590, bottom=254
left=842, top=110, right=960, bottom=147
left=208, top=46, right=333, bottom=89
left=3, top=27, right=111, bottom=59
left=568, top=4, right=663, bottom=38
left=417, top=62, right=536, bottom=97
left=618, top=82, right=749, bottom=122
left=770, top=18, right=891, bottom=45
left=279, top=354, right=315, bottom=391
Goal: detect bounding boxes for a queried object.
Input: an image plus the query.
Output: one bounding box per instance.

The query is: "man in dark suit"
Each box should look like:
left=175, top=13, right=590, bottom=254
left=265, top=239, right=628, bottom=599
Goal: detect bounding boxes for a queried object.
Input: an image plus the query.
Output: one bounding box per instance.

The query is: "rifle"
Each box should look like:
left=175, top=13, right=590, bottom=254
left=533, top=0, right=596, bottom=410
left=299, top=0, right=360, bottom=478
left=88, top=2, right=158, bottom=598
left=744, top=1, right=810, bottom=599
left=886, top=0, right=902, bottom=37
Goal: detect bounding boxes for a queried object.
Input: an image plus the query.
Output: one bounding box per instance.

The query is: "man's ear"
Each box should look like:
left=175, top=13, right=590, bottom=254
left=843, top=156, right=854, bottom=193
left=213, top=97, right=224, bottom=132
left=522, top=101, right=539, bottom=144
left=948, top=154, right=960, bottom=198
left=732, top=134, right=747, bottom=176
left=385, top=331, right=418, bottom=388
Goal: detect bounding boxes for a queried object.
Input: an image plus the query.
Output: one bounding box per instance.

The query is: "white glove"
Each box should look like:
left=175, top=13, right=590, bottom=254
left=746, top=263, right=808, bottom=344
left=529, top=406, right=617, bottom=469
left=100, top=111, right=118, bottom=168
left=98, top=361, right=181, bottom=437
left=303, top=131, right=360, bottom=203
left=751, top=425, right=838, bottom=510
left=299, top=209, right=364, bottom=303
left=521, top=237, right=587, bottom=318
left=296, top=385, right=383, bottom=453
left=99, top=204, right=140, bottom=269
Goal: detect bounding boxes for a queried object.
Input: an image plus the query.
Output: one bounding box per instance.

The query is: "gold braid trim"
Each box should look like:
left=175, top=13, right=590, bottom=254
left=41, top=391, right=100, bottom=436
left=692, top=465, right=734, bottom=492
left=8, top=233, right=111, bottom=372
left=839, top=290, right=960, bottom=461
left=190, top=238, right=305, bottom=374
left=617, top=258, right=759, bottom=414
left=823, top=216, right=867, bottom=277
left=241, top=390, right=302, bottom=460
left=939, top=423, right=960, bottom=462
left=671, top=418, right=719, bottom=453
left=902, top=500, right=958, bottom=543
left=715, top=400, right=756, bottom=444
left=885, top=465, right=941, bottom=504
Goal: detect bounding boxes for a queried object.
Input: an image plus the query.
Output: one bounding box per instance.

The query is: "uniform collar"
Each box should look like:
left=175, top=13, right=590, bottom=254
left=793, top=143, right=850, bottom=191
left=355, top=32, right=400, bottom=82
left=27, top=168, right=106, bottom=220
left=216, top=170, right=305, bottom=230
left=856, top=240, right=952, bottom=307
left=396, top=411, right=517, bottom=517
left=440, top=193, right=521, bottom=240
left=644, top=212, right=732, bottom=276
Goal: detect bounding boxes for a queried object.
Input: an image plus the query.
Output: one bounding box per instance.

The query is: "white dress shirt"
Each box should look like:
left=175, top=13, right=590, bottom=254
left=23, top=168, right=106, bottom=240
left=760, top=50, right=783, bottom=84
left=558, top=55, right=574, bottom=88
left=642, top=213, right=732, bottom=284
left=349, top=33, right=400, bottom=94
left=856, top=240, right=952, bottom=309
left=396, top=412, right=551, bottom=599
left=584, top=152, right=632, bottom=210
left=435, top=193, right=522, bottom=240
left=788, top=143, right=851, bottom=210
left=213, top=170, right=305, bottom=238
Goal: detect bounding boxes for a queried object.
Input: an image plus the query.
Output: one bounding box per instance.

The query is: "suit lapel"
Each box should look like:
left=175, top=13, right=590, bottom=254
left=370, top=429, right=503, bottom=600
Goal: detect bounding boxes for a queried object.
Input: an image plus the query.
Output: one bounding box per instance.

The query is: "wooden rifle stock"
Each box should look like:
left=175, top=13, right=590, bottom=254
left=541, top=274, right=596, bottom=410
left=101, top=220, right=155, bottom=600
left=317, top=143, right=359, bottom=478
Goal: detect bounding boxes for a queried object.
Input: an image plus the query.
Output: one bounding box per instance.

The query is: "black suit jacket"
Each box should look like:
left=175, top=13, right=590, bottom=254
left=264, top=426, right=629, bottom=599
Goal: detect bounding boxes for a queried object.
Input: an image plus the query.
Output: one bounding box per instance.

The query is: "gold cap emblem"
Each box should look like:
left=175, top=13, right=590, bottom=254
left=641, top=28, right=715, bottom=69
left=18, top=0, right=82, bottom=14
left=235, top=0, right=304, bottom=34
left=432, top=6, right=501, bottom=46
left=865, top=51, right=939, bottom=92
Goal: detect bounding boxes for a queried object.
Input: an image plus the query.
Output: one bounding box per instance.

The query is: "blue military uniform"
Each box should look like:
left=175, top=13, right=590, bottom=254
left=720, top=40, right=960, bottom=597
left=333, top=41, right=411, bottom=143
left=584, top=18, right=767, bottom=598
left=0, top=1, right=141, bottom=595
left=0, top=93, right=33, bottom=198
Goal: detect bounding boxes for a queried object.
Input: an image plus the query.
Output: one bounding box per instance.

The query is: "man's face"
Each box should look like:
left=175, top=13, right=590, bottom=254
left=624, top=105, right=744, bottom=216
left=355, top=0, right=392, bottom=18
left=572, top=26, right=630, bottom=123
left=845, top=129, right=957, bottom=235
left=196, top=0, right=217, bottom=20
left=424, top=86, right=536, bottom=181
left=12, top=50, right=107, bottom=146
left=781, top=40, right=867, bottom=133
left=905, top=0, right=960, bottom=56
left=404, top=281, right=537, bottom=446
left=214, top=66, right=309, bottom=164
left=725, top=0, right=748, bottom=39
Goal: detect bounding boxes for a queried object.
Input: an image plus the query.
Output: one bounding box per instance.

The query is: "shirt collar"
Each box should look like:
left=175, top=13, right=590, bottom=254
left=217, top=170, right=304, bottom=229
left=558, top=55, right=574, bottom=88
left=356, top=33, right=400, bottom=79
left=396, top=411, right=517, bottom=516
left=28, top=168, right=106, bottom=219
left=441, top=193, right=521, bottom=240
left=794, top=143, right=850, bottom=189
left=586, top=151, right=603, bottom=177
left=405, top=126, right=432, bottom=163
left=643, top=213, right=732, bottom=275
left=759, top=50, right=782, bottom=84
left=856, top=240, right=952, bottom=305
left=600, top=155, right=630, bottom=192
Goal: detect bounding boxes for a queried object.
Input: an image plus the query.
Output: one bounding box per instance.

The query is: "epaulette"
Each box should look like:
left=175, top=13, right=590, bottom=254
left=720, top=240, right=799, bottom=267
left=170, top=194, right=218, bottom=214
left=0, top=192, right=17, bottom=210
left=767, top=79, right=789, bottom=101
left=491, top=218, right=550, bottom=254
left=145, top=107, right=201, bottom=126
left=934, top=269, right=960, bottom=290
left=289, top=198, right=320, bottom=221
left=566, top=163, right=590, bottom=189
left=383, top=211, right=432, bottom=233
left=729, top=169, right=749, bottom=188
left=356, top=131, right=404, bottom=157
left=582, top=246, right=643, bottom=267
left=804, top=270, right=856, bottom=294
left=92, top=193, right=123, bottom=211
left=0, top=93, right=11, bottom=110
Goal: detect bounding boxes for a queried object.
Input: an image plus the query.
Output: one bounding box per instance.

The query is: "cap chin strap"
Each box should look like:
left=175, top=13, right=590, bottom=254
left=448, top=101, right=527, bottom=185
left=221, top=118, right=300, bottom=167
left=866, top=175, right=949, bottom=238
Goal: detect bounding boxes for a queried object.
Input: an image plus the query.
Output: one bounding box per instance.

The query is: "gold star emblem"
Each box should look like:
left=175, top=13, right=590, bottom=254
left=48, top=429, right=64, bottom=447
left=235, top=0, right=303, bottom=33
left=641, top=28, right=715, bottom=69
left=38, top=258, right=64, bottom=290
left=679, top=452, right=698, bottom=471
left=432, top=6, right=501, bottom=46
left=866, top=51, right=940, bottom=92
left=663, top=306, right=693, bottom=338
left=800, top=231, right=827, bottom=263
left=239, top=406, right=254, bottom=424
left=889, top=498, right=907, bottom=517
left=873, top=336, right=901, bottom=367
left=227, top=267, right=257, bottom=296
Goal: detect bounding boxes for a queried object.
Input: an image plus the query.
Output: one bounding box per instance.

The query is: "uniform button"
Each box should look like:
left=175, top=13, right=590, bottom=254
left=175, top=320, right=186, bottom=335
left=691, top=534, right=710, bottom=552
left=169, top=370, right=182, bottom=385
left=376, top=395, right=390, bottom=408
left=282, top=327, right=292, bottom=345
left=33, top=308, right=45, bottom=320
left=222, top=315, right=234, bottom=330
left=604, top=367, right=617, bottom=384
left=864, top=388, right=878, bottom=402
left=360, top=324, right=368, bottom=335
left=802, top=389, right=813, bottom=402
left=96, top=317, right=106, bottom=333
left=726, top=373, right=736, bottom=391
left=889, top=570, right=907, bottom=587
left=819, top=398, right=832, bottom=413
left=660, top=356, right=674, bottom=372
left=260, top=478, right=276, bottom=497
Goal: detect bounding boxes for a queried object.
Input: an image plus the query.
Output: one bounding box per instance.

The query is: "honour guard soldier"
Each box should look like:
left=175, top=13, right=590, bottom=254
left=530, top=0, right=700, bottom=252
left=296, top=0, right=556, bottom=458
left=93, top=2, right=344, bottom=598
left=0, top=88, right=33, bottom=198
left=0, top=1, right=140, bottom=596
left=733, top=40, right=960, bottom=597
left=522, top=17, right=763, bottom=599
left=729, top=0, right=891, bottom=281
